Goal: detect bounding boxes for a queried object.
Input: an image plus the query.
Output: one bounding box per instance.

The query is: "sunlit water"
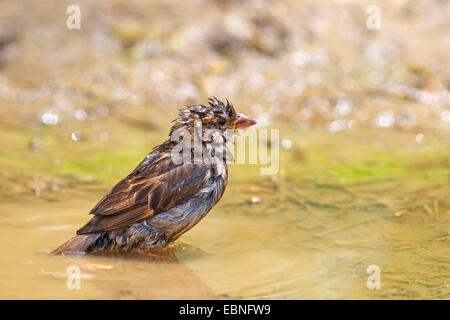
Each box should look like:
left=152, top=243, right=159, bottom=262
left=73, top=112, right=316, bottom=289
left=0, top=0, right=449, bottom=300
left=1, top=169, right=448, bottom=299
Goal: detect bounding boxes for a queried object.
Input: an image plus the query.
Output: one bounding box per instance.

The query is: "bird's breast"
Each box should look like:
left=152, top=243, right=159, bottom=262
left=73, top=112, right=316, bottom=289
left=215, top=162, right=228, bottom=180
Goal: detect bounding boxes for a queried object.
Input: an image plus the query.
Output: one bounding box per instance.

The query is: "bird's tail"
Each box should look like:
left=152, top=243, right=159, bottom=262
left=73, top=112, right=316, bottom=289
left=50, top=234, right=101, bottom=255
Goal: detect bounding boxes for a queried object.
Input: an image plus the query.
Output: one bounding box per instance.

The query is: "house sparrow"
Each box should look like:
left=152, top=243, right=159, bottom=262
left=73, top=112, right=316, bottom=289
left=51, top=98, right=256, bottom=255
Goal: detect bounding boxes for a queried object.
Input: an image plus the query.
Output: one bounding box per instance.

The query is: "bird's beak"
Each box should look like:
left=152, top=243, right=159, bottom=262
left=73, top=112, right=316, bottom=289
left=232, top=113, right=257, bottom=131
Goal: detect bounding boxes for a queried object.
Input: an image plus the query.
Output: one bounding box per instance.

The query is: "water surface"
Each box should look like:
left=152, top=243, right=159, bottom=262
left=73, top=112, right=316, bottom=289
left=1, top=130, right=448, bottom=299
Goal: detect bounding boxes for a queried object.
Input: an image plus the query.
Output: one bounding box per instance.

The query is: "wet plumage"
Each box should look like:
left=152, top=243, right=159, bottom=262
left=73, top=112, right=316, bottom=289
left=51, top=98, right=256, bottom=255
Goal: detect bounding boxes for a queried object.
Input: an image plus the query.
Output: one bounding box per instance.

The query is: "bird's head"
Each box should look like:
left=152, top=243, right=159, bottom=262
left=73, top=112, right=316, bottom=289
left=170, top=97, right=257, bottom=137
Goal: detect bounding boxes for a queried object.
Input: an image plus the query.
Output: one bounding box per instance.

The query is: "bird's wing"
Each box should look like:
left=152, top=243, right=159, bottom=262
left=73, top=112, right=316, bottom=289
left=77, top=154, right=210, bottom=234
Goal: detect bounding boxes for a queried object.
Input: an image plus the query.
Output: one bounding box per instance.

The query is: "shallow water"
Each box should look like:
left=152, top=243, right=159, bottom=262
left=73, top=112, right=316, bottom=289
left=0, top=0, right=449, bottom=300
left=1, top=131, right=448, bottom=299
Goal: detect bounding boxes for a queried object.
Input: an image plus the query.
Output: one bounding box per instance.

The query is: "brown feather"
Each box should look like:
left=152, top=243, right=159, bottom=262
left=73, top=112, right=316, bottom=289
left=50, top=234, right=100, bottom=255
left=77, top=154, right=210, bottom=234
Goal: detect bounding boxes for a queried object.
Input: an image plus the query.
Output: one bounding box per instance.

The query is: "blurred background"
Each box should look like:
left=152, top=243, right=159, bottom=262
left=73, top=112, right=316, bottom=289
left=0, top=0, right=449, bottom=299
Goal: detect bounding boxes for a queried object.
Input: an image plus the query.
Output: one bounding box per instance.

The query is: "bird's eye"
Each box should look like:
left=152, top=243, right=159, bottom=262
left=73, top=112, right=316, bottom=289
left=217, top=118, right=226, bottom=126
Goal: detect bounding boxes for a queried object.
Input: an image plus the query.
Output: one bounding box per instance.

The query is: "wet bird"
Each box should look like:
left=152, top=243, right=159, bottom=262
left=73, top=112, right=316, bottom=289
left=51, top=98, right=256, bottom=255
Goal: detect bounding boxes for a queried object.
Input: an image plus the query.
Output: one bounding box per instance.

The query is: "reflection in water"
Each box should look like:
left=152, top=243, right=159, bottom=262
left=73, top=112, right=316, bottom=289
left=52, top=252, right=215, bottom=299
